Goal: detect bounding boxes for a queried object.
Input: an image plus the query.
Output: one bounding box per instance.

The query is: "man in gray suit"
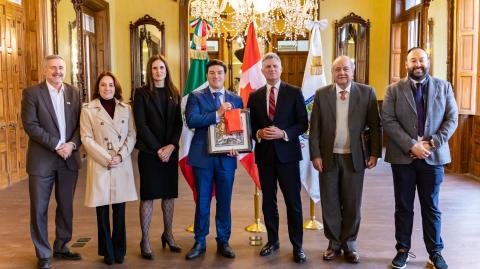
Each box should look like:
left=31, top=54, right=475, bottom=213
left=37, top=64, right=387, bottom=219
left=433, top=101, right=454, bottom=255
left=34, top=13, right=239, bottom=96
left=309, top=55, right=382, bottom=264
left=21, top=55, right=82, bottom=269
left=383, top=47, right=458, bottom=269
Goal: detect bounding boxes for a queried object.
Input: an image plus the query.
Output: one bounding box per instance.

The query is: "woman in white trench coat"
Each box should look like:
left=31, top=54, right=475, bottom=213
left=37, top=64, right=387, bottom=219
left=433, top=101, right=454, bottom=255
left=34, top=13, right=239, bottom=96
left=80, top=71, right=137, bottom=265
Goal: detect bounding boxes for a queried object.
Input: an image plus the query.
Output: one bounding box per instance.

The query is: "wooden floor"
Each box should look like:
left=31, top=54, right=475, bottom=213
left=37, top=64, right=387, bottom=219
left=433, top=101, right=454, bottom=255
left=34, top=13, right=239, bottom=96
left=1, top=152, right=479, bottom=269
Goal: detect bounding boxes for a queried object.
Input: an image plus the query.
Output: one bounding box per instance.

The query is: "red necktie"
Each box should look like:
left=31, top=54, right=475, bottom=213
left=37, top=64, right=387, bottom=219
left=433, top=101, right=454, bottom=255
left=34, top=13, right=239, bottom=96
left=268, top=86, right=276, bottom=121
left=340, top=90, right=348, bottom=101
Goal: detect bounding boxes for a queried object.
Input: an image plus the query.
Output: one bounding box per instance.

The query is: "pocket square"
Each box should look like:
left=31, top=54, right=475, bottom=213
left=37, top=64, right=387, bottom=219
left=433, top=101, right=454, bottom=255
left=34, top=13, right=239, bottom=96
left=66, top=101, right=71, bottom=105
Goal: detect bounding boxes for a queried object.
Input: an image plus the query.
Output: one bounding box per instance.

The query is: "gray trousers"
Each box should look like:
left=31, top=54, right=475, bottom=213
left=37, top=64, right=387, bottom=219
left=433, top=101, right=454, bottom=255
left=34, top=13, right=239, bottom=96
left=29, top=162, right=78, bottom=259
left=320, top=153, right=364, bottom=252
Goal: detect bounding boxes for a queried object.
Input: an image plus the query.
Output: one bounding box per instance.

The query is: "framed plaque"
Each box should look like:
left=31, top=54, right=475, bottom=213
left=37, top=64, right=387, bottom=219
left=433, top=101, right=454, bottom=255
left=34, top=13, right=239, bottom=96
left=207, top=109, right=253, bottom=154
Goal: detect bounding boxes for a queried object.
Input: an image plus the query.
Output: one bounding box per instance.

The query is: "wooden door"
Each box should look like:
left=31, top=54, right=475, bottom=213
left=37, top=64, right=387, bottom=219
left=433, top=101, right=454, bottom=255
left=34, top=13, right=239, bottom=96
left=278, top=53, right=308, bottom=88
left=0, top=3, right=9, bottom=187
left=0, top=2, right=26, bottom=188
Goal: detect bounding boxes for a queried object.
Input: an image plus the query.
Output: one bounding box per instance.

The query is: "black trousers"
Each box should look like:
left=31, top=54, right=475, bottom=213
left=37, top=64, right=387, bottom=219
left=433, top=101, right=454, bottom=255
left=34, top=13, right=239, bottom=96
left=258, top=160, right=303, bottom=251
left=391, top=160, right=444, bottom=255
left=96, top=203, right=126, bottom=260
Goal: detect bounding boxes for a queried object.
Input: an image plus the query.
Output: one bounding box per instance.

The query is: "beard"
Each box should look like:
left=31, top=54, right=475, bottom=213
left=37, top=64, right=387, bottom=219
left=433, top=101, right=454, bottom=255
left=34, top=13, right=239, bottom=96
left=407, top=66, right=428, bottom=81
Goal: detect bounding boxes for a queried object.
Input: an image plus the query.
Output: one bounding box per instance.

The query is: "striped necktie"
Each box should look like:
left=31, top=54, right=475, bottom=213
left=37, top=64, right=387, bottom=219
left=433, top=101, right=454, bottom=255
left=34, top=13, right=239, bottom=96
left=268, top=86, right=276, bottom=121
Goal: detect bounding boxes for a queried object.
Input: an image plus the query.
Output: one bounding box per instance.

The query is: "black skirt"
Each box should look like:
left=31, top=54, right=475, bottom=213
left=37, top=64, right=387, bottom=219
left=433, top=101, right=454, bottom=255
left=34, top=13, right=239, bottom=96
left=138, top=151, right=179, bottom=200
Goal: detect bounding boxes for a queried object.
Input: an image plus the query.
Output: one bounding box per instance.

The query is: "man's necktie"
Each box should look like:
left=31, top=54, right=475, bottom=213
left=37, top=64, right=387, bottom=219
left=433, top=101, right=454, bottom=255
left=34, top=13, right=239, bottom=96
left=340, top=90, right=348, bottom=101
left=268, top=86, right=276, bottom=121
left=415, top=82, right=425, bottom=137
left=213, top=92, right=222, bottom=109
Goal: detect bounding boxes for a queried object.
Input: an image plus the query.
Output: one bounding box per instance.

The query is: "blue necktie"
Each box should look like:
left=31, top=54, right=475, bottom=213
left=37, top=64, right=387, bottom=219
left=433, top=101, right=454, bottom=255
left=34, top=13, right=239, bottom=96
left=213, top=92, right=222, bottom=109
left=415, top=82, right=425, bottom=137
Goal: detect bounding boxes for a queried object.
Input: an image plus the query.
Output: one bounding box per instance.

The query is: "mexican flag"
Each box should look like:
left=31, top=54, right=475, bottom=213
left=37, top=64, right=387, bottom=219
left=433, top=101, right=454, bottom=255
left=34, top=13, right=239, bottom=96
left=238, top=22, right=266, bottom=188
left=179, top=18, right=211, bottom=200
left=299, top=20, right=328, bottom=203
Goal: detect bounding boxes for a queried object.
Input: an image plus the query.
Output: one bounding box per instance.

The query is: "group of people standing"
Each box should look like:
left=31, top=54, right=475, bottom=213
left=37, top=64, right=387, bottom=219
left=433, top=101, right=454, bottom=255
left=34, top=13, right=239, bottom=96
left=21, top=46, right=457, bottom=269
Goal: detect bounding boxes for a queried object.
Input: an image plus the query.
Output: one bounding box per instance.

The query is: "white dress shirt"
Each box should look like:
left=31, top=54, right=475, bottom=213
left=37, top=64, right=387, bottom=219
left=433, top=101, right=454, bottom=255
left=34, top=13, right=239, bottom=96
left=46, top=81, right=66, bottom=150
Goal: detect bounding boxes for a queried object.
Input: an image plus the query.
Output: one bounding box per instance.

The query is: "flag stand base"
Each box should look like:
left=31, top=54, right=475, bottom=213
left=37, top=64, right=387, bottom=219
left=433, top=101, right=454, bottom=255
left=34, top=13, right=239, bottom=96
left=185, top=224, right=194, bottom=233
left=303, top=217, right=323, bottom=230
left=303, top=199, right=323, bottom=230
left=245, top=219, right=266, bottom=233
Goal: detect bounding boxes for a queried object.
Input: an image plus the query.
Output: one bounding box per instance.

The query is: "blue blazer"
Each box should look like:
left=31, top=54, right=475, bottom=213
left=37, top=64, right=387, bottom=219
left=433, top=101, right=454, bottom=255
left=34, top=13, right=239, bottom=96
left=185, top=86, right=243, bottom=169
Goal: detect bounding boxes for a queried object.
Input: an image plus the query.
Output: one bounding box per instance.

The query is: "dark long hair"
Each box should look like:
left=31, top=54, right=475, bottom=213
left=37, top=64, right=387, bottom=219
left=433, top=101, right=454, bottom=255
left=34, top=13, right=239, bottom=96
left=92, top=71, right=123, bottom=101
left=145, top=55, right=179, bottom=104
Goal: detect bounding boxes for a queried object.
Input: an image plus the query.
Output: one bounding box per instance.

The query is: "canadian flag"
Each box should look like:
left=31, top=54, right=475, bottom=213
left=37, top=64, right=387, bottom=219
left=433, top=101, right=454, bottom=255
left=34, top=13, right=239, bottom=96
left=239, top=22, right=266, bottom=188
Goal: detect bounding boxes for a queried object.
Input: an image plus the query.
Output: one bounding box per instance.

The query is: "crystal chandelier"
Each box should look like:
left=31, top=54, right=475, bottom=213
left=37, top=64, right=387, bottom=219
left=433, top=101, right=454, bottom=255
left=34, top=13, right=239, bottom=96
left=189, top=0, right=319, bottom=41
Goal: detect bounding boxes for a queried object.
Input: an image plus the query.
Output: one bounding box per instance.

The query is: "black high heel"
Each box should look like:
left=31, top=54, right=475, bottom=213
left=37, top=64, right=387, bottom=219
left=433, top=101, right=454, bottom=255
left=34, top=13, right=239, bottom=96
left=140, top=242, right=154, bottom=260
left=161, top=234, right=182, bottom=253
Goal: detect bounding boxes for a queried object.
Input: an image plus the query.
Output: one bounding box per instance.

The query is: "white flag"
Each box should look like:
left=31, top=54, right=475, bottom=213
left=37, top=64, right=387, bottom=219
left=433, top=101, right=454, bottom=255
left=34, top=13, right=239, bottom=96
left=299, top=19, right=328, bottom=203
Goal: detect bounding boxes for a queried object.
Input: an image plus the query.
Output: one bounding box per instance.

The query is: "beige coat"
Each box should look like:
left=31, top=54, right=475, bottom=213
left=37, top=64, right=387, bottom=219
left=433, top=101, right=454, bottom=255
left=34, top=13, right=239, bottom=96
left=80, top=98, right=138, bottom=207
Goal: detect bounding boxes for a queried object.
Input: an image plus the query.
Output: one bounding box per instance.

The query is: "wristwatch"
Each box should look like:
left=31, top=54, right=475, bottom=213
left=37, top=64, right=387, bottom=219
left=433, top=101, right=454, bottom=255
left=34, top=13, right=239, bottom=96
left=429, top=139, right=436, bottom=151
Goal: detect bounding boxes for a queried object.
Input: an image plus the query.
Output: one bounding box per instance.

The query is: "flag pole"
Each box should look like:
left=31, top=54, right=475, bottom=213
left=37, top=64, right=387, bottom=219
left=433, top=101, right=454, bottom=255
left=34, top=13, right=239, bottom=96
left=303, top=198, right=323, bottom=230
left=244, top=186, right=266, bottom=232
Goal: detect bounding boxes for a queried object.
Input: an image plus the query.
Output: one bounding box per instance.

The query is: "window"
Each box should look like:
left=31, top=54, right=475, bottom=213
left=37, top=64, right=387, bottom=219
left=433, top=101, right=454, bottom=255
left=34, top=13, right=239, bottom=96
left=408, top=17, right=419, bottom=49
left=405, top=0, right=422, bottom=10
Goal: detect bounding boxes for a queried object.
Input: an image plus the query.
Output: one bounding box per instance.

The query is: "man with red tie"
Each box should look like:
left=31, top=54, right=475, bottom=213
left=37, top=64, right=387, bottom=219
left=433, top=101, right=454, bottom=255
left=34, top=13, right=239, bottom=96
left=247, top=52, right=308, bottom=263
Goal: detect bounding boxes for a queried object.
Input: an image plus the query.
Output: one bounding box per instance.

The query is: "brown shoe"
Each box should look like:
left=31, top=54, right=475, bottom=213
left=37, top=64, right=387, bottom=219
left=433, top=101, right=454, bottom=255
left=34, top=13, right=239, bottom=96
left=323, top=249, right=342, bottom=260
left=344, top=251, right=360, bottom=263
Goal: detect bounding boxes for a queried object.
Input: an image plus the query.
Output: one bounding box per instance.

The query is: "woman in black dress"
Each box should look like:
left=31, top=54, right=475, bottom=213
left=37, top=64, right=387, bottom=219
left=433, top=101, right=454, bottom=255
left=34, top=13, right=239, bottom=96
left=133, top=55, right=182, bottom=259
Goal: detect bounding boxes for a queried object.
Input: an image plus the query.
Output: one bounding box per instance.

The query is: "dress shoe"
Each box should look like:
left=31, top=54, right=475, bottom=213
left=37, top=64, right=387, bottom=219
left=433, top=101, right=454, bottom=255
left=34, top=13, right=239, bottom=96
left=140, top=242, right=154, bottom=260
left=115, top=256, right=124, bottom=264
left=161, top=234, right=182, bottom=253
left=37, top=258, right=51, bottom=269
left=323, top=248, right=342, bottom=260
left=259, top=241, right=280, bottom=257
left=103, top=256, right=114, bottom=265
left=344, top=251, right=360, bottom=263
left=217, top=242, right=235, bottom=258
left=293, top=249, right=307, bottom=263
left=185, top=242, right=206, bottom=260
left=53, top=251, right=82, bottom=260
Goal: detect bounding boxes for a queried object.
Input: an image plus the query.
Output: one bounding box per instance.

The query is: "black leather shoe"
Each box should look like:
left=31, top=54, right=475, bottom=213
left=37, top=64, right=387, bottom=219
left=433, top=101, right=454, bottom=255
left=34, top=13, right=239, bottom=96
left=217, top=242, right=235, bottom=258
left=115, top=256, right=124, bottom=264
left=37, top=258, right=51, bottom=269
left=53, top=251, right=82, bottom=260
left=259, top=241, right=280, bottom=257
left=103, top=256, right=114, bottom=265
left=344, top=251, right=360, bottom=263
left=293, top=249, right=307, bottom=263
left=323, top=248, right=342, bottom=260
left=185, top=242, right=206, bottom=260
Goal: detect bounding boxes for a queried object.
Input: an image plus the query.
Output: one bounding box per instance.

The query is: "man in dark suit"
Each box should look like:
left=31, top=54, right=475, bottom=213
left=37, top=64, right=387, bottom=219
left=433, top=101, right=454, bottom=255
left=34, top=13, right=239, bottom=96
left=247, top=52, right=308, bottom=263
left=21, top=55, right=82, bottom=269
left=383, top=47, right=458, bottom=269
left=184, top=59, right=243, bottom=260
left=309, top=55, right=382, bottom=264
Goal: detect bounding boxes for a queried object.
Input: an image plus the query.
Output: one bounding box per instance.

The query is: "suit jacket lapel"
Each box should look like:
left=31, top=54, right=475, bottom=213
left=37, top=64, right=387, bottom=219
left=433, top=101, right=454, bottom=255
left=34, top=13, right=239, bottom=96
left=257, top=86, right=269, bottom=122
left=63, top=85, right=72, bottom=134
left=400, top=78, right=417, bottom=114
left=348, top=83, right=360, bottom=125
left=202, top=87, right=216, bottom=111
left=327, top=84, right=337, bottom=123
left=425, top=77, right=438, bottom=127
left=39, top=82, right=60, bottom=131
left=273, top=83, right=287, bottom=123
